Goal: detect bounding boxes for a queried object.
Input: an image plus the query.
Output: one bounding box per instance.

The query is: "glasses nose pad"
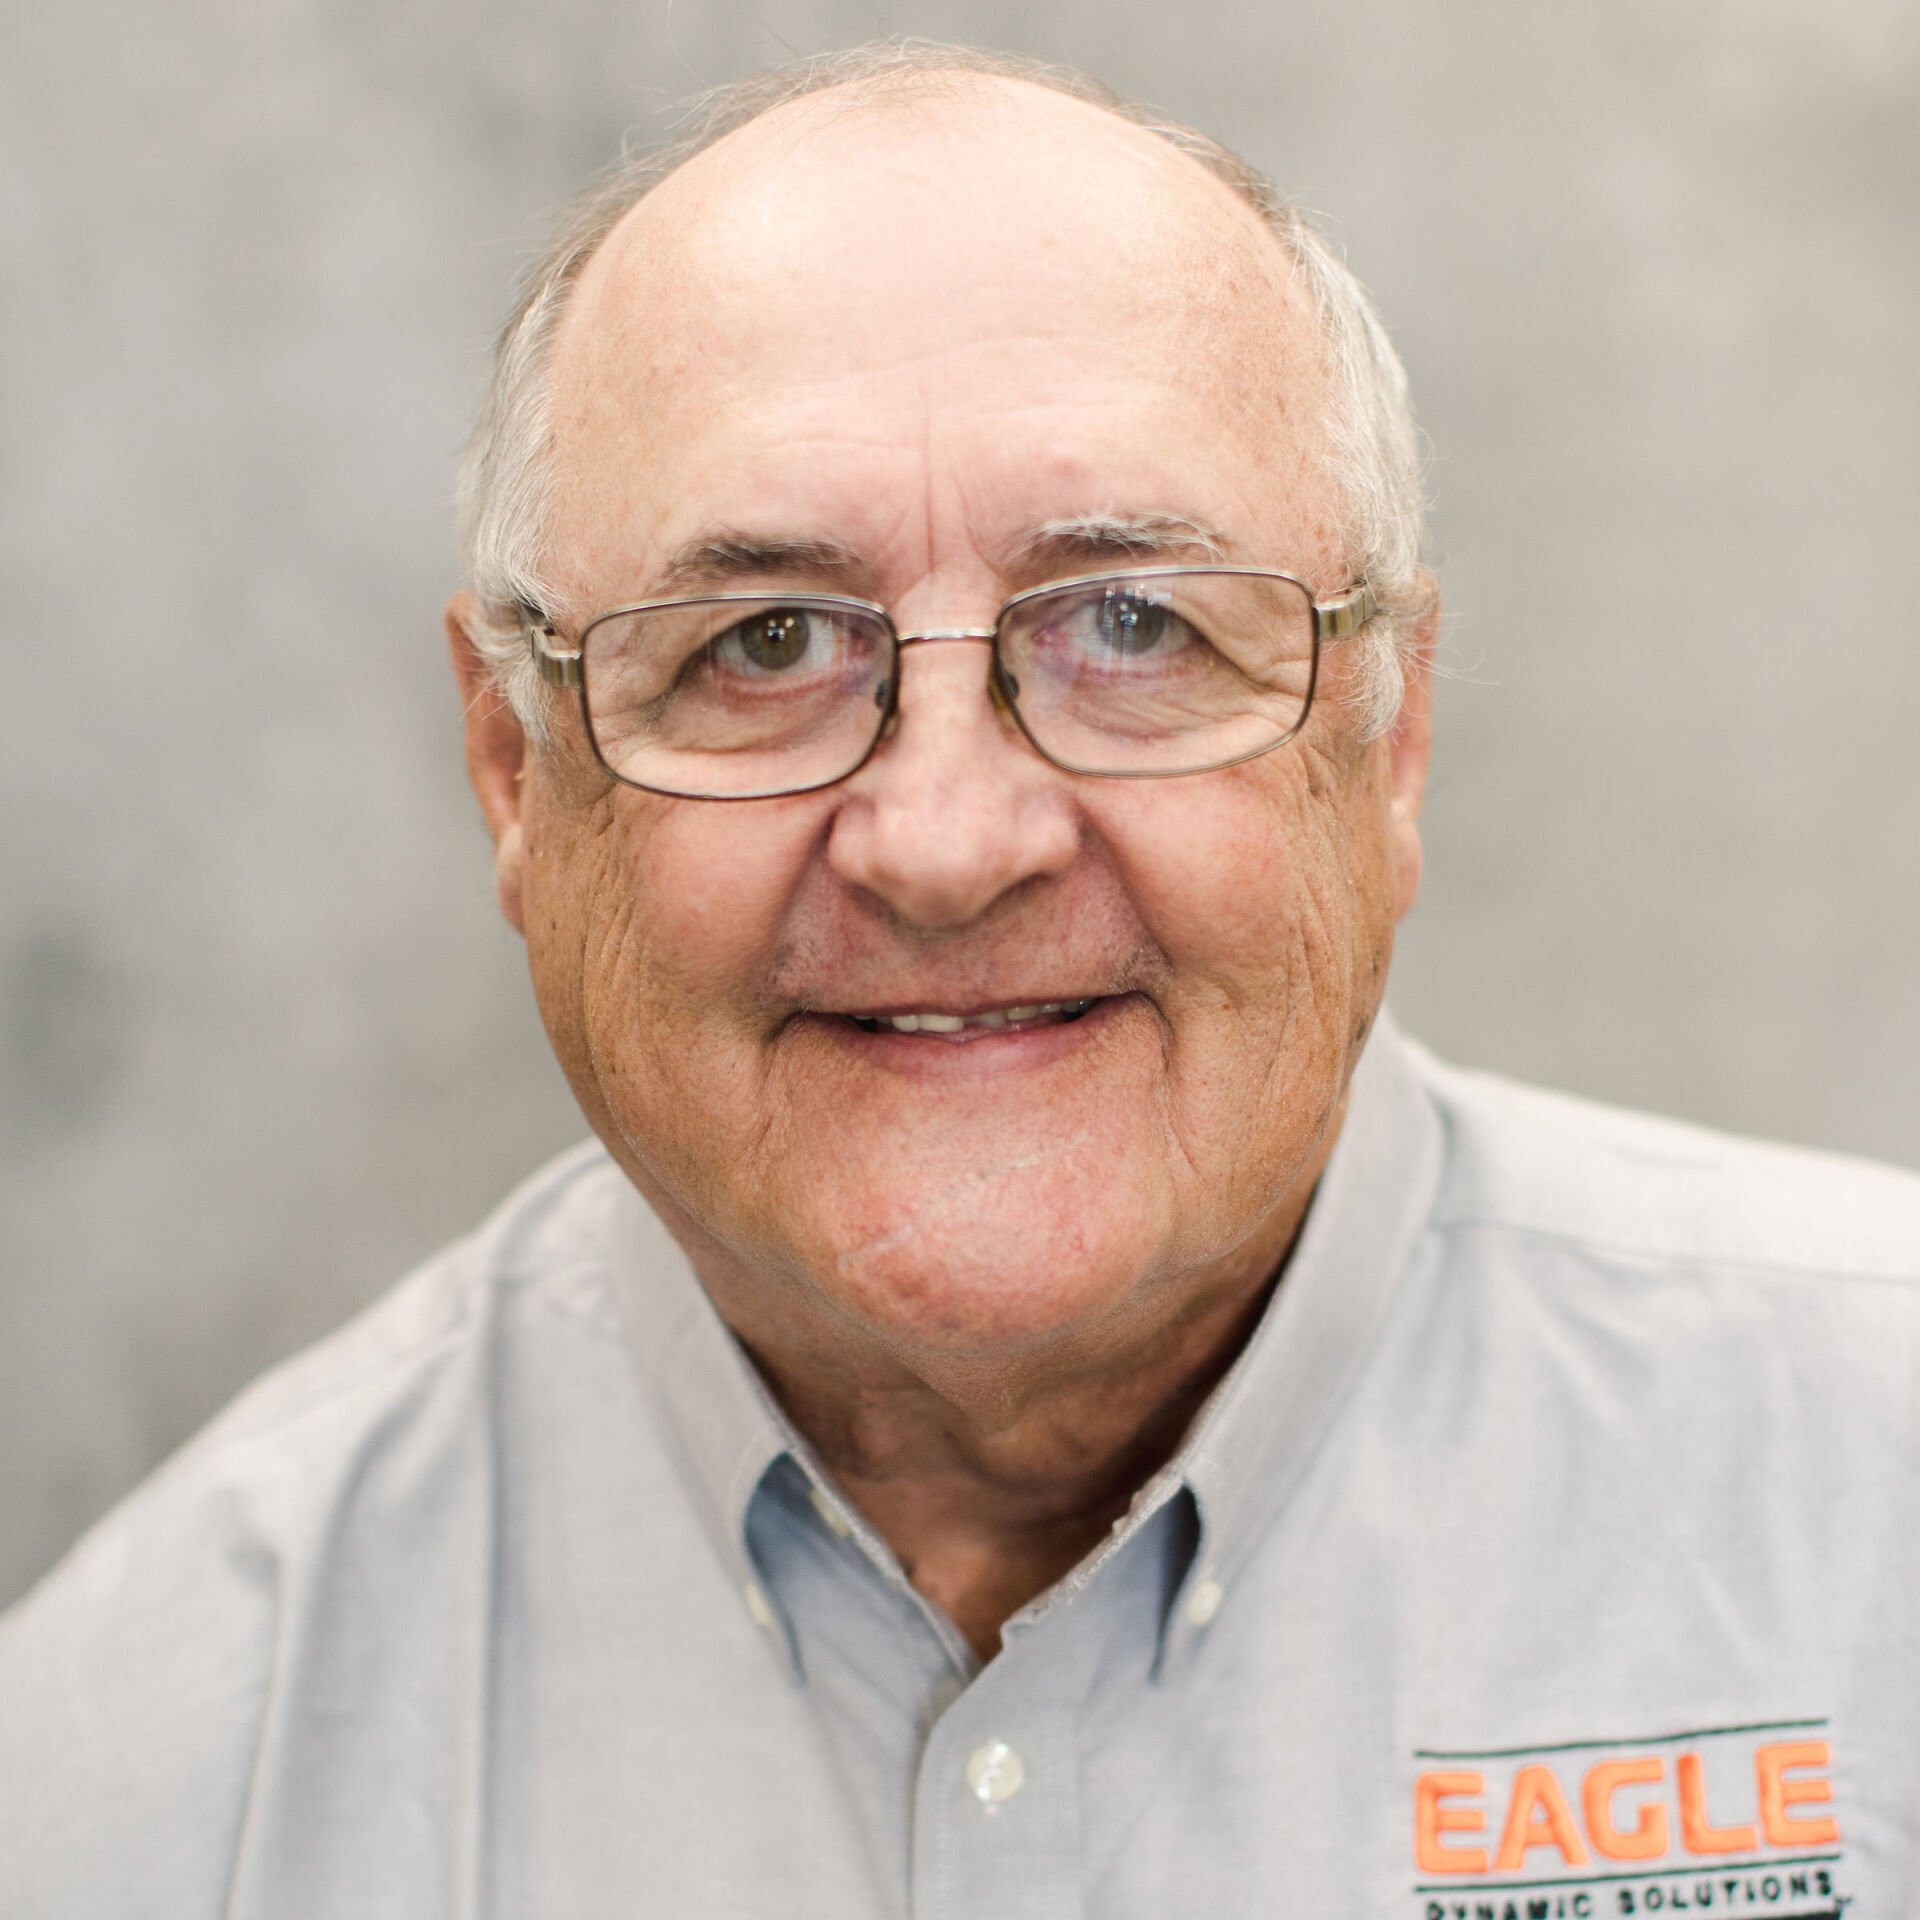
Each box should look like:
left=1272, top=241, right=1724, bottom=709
left=990, top=660, right=1019, bottom=711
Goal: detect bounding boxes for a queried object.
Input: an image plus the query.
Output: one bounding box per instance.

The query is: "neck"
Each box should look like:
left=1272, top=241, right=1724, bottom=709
left=735, top=1198, right=1309, bottom=1662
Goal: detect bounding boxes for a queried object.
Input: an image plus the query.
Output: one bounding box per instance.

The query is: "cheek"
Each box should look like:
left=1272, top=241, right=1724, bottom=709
left=529, top=791, right=831, bottom=1176
left=515, top=798, right=628, bottom=1130
left=550, top=795, right=819, bottom=1011
left=1092, top=756, right=1398, bottom=1178
left=1109, top=755, right=1393, bottom=1008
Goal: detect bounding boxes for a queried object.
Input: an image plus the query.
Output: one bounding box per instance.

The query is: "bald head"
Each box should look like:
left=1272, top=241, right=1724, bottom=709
left=575, top=69, right=1300, bottom=326
left=457, top=46, right=1427, bottom=736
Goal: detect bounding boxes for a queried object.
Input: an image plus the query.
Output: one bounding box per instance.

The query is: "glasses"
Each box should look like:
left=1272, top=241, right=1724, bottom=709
left=526, top=565, right=1377, bottom=801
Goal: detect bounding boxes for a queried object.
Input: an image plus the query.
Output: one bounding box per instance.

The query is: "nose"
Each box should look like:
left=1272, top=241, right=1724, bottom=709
left=824, top=636, right=1080, bottom=930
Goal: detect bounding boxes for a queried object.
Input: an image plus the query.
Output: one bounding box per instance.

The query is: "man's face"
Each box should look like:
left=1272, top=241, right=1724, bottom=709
left=459, top=83, right=1429, bottom=1371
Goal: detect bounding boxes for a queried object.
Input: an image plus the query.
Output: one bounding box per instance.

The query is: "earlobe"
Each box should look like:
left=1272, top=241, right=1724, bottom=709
left=446, top=593, right=530, bottom=936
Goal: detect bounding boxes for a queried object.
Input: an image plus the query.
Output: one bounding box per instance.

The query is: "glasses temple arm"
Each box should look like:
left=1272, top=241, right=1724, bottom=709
left=523, top=614, right=583, bottom=689
left=1313, top=582, right=1379, bottom=643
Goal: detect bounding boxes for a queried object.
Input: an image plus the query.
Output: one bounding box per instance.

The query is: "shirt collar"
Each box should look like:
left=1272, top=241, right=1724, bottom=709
left=603, top=1186, right=793, bottom=1628
left=1156, top=1009, right=1443, bottom=1665
left=604, top=1010, right=1442, bottom=1667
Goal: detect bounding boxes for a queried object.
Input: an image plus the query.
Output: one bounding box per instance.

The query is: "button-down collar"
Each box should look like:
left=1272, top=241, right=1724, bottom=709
left=1164, top=1010, right=1443, bottom=1665
left=603, top=1187, right=801, bottom=1665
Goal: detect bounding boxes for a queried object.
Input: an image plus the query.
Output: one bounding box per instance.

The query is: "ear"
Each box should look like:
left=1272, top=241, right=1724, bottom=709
left=1382, top=578, right=1438, bottom=924
left=446, top=592, right=529, bottom=935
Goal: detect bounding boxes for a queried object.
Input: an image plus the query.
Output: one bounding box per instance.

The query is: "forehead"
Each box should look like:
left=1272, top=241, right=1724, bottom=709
left=544, top=79, right=1342, bottom=599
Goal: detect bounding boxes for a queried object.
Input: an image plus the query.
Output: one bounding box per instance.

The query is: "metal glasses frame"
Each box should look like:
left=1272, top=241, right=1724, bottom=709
left=524, top=564, right=1379, bottom=800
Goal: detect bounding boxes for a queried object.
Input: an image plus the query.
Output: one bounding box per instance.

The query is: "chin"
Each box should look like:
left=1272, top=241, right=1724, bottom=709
left=797, top=1174, right=1163, bottom=1357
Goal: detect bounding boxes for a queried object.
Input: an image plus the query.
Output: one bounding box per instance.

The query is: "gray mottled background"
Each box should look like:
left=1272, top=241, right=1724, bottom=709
left=4, top=0, right=1916, bottom=1606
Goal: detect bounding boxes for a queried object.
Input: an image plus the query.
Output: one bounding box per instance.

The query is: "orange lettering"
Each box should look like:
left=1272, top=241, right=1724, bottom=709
left=1676, top=1750, right=1759, bottom=1854
left=1494, top=1763, right=1591, bottom=1870
left=1583, top=1756, right=1670, bottom=1860
left=1415, top=1771, right=1489, bottom=1874
left=1756, top=1740, right=1840, bottom=1847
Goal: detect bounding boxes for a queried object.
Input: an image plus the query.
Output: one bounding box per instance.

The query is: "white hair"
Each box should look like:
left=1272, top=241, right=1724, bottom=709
left=456, top=43, right=1430, bottom=743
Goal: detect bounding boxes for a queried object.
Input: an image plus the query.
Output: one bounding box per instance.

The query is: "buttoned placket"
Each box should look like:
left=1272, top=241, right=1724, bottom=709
left=908, top=1594, right=1103, bottom=1920
left=740, top=1446, right=1205, bottom=1920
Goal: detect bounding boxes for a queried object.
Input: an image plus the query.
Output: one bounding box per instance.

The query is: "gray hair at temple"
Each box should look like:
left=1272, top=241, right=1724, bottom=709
left=456, top=44, right=1431, bottom=743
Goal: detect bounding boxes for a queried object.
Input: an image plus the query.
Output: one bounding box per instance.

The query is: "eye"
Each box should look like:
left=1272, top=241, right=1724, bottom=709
left=714, top=607, right=834, bottom=675
left=1038, top=585, right=1199, bottom=668
left=1092, top=591, right=1174, bottom=656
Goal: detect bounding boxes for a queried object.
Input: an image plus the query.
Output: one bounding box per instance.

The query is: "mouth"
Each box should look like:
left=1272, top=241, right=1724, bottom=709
left=844, top=998, right=1100, bottom=1040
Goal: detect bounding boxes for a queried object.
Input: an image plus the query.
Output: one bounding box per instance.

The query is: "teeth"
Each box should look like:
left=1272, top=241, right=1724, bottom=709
left=852, top=999, right=1098, bottom=1035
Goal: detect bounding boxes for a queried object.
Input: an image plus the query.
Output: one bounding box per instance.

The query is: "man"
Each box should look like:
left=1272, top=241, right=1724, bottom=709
left=4, top=44, right=1917, bottom=1918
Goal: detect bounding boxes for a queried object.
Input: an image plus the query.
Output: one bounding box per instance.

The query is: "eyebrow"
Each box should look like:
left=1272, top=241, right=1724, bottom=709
left=1013, top=513, right=1231, bottom=572
left=645, top=512, right=1231, bottom=601
left=651, top=533, right=869, bottom=597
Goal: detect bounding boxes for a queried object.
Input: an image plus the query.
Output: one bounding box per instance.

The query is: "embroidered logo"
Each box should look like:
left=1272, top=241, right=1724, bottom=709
left=1409, top=1718, right=1851, bottom=1917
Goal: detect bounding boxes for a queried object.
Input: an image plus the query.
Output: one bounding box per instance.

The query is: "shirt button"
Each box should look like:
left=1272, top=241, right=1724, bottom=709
left=809, top=1484, right=853, bottom=1538
left=743, top=1580, right=774, bottom=1628
left=1186, top=1576, right=1224, bottom=1627
left=966, top=1739, right=1026, bottom=1805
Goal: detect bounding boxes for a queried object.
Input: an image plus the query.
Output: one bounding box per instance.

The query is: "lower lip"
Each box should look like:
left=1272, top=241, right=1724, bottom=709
left=794, top=995, right=1133, bottom=1074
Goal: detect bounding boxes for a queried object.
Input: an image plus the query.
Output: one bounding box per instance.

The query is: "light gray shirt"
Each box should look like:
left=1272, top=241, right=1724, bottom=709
left=5, top=1019, right=1918, bottom=1917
